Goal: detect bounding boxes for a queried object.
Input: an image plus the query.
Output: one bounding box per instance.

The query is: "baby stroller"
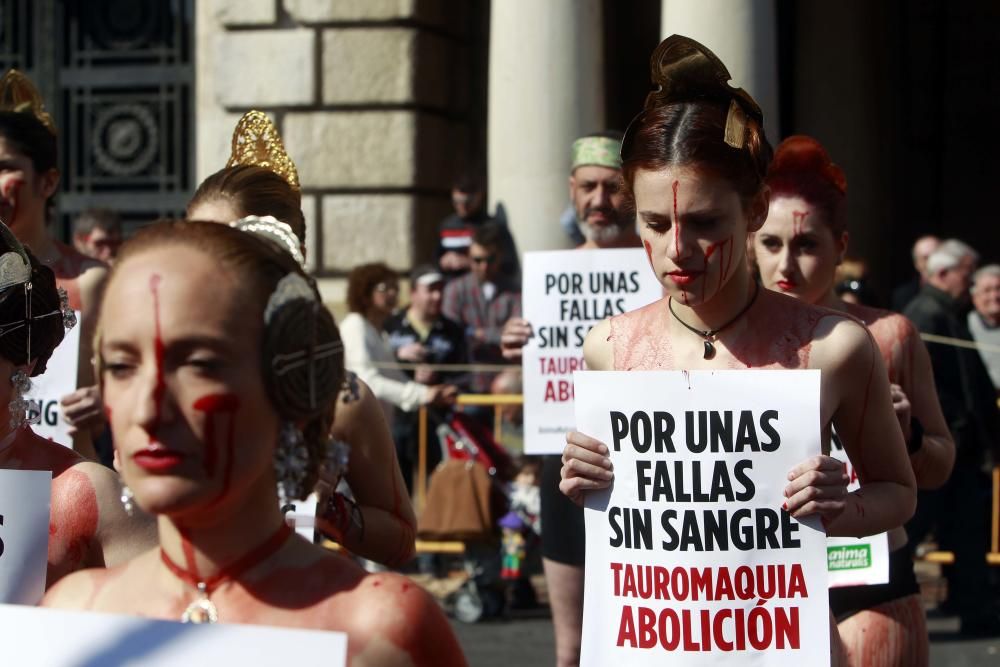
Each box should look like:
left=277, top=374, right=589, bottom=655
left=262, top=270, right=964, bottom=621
left=417, top=411, right=514, bottom=622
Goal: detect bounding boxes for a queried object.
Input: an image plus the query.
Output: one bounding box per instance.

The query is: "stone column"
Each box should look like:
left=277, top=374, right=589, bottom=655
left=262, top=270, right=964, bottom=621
left=487, top=0, right=604, bottom=253
left=660, top=0, right=779, bottom=142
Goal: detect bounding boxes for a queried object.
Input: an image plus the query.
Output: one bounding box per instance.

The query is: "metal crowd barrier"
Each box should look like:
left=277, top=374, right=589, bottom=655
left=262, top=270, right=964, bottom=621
left=413, top=393, right=523, bottom=556
left=919, top=465, right=1000, bottom=566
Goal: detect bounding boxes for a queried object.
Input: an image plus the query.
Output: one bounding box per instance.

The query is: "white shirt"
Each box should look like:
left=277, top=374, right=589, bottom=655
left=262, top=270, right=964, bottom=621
left=339, top=312, right=429, bottom=423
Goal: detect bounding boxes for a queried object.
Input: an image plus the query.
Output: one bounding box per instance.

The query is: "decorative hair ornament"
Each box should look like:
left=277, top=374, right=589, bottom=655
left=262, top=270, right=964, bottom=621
left=264, top=273, right=344, bottom=410
left=231, top=215, right=305, bottom=267
left=0, top=70, right=56, bottom=136
left=8, top=368, right=34, bottom=430
left=226, top=110, right=299, bottom=191
left=571, top=135, right=623, bottom=171
left=622, top=35, right=765, bottom=157
left=275, top=422, right=311, bottom=507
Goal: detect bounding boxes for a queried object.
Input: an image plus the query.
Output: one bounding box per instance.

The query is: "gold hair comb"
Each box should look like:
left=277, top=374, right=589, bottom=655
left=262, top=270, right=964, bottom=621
left=0, top=70, right=56, bottom=136
left=625, top=35, right=763, bottom=151
left=226, top=110, right=300, bottom=191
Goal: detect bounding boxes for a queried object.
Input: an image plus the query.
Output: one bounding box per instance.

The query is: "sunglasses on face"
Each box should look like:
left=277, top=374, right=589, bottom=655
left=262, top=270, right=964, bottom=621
left=374, top=282, right=398, bottom=293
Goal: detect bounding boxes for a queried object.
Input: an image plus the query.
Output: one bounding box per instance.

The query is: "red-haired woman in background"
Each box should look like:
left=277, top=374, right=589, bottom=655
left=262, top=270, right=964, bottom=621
left=753, top=135, right=954, bottom=666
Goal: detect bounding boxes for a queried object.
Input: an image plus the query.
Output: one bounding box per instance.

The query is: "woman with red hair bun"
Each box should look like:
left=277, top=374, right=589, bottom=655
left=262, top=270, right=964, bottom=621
left=753, top=135, right=954, bottom=666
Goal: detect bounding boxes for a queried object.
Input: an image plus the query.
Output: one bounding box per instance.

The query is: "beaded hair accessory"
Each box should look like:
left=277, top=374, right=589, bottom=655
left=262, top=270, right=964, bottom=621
left=0, top=222, right=75, bottom=361
left=226, top=110, right=299, bottom=191
left=231, top=215, right=305, bottom=267
left=0, top=70, right=56, bottom=136
left=622, top=35, right=765, bottom=156
left=264, top=273, right=343, bottom=410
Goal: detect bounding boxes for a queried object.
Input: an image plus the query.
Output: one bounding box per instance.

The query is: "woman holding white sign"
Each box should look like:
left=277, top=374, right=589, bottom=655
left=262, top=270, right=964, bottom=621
left=753, top=136, right=953, bottom=665
left=0, top=223, right=155, bottom=591
left=559, top=36, right=917, bottom=665
left=185, top=111, right=419, bottom=568
left=43, top=221, right=466, bottom=665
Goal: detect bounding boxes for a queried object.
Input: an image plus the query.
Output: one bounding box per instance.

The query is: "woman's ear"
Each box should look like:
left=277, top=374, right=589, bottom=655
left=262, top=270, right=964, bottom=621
left=37, top=168, right=60, bottom=199
left=747, top=186, right=770, bottom=233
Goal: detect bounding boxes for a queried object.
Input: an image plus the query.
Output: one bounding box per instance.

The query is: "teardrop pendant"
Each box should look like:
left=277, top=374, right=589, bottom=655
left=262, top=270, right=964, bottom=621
left=181, top=583, right=219, bottom=624
left=703, top=339, right=716, bottom=360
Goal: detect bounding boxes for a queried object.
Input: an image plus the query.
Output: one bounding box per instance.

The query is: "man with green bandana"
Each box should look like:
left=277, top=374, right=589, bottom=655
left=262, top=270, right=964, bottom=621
left=501, top=131, right=637, bottom=667
left=568, top=131, right=639, bottom=249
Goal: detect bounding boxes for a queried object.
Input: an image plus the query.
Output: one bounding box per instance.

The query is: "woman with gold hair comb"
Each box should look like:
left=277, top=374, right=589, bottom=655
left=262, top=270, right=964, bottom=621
left=557, top=36, right=917, bottom=666
left=0, top=70, right=110, bottom=460
left=186, top=111, right=417, bottom=568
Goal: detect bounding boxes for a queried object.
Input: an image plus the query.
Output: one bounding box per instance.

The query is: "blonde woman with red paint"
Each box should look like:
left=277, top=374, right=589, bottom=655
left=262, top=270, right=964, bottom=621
left=556, top=36, right=917, bottom=667
left=43, top=221, right=466, bottom=665
left=751, top=135, right=952, bottom=666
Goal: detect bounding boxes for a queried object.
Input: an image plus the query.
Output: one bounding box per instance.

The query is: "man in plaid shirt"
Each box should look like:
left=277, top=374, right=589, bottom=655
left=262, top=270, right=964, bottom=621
left=442, top=222, right=521, bottom=394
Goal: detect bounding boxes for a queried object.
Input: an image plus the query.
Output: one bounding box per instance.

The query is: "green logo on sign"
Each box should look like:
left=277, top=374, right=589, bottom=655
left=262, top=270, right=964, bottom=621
left=827, top=544, right=872, bottom=570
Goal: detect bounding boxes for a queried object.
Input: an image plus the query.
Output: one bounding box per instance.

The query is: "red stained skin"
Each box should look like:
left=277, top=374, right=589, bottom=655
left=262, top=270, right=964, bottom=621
left=792, top=209, right=809, bottom=238
left=48, top=467, right=100, bottom=585
left=671, top=180, right=689, bottom=305
left=149, top=274, right=166, bottom=440
left=192, top=393, right=241, bottom=506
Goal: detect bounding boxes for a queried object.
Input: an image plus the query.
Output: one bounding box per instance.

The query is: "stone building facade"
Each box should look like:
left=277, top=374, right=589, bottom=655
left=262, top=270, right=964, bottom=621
left=196, top=0, right=486, bottom=300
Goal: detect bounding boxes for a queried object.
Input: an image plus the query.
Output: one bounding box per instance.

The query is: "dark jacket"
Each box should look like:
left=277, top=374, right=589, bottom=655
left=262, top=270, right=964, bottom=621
left=904, top=285, right=1000, bottom=465
left=385, top=310, right=469, bottom=390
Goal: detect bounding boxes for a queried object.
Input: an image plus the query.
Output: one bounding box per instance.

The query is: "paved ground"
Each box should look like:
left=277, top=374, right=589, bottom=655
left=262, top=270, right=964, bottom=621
left=450, top=611, right=1000, bottom=666
left=437, top=564, right=1000, bottom=666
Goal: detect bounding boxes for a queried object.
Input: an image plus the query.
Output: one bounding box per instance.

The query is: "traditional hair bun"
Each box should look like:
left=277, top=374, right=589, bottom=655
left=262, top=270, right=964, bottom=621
left=768, top=135, right=846, bottom=195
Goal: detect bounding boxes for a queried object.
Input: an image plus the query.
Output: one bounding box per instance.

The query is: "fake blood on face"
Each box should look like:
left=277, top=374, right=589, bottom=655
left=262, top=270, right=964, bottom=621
left=192, top=393, right=241, bottom=502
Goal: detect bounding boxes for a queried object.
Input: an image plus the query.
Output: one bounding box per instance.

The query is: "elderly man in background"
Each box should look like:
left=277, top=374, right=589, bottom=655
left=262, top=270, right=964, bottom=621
left=904, top=239, right=1000, bottom=635
left=968, top=264, right=1000, bottom=393
left=892, top=234, right=940, bottom=312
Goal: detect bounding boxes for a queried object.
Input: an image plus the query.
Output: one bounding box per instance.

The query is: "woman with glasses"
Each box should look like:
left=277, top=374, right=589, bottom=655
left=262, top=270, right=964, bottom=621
left=341, top=262, right=459, bottom=424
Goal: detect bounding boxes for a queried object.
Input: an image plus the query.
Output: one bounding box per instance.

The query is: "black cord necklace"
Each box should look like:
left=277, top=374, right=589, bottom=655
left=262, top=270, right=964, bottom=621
left=667, top=281, right=760, bottom=360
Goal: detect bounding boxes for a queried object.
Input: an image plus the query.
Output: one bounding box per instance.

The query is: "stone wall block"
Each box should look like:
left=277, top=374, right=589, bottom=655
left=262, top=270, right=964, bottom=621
left=322, top=28, right=416, bottom=104
left=285, top=0, right=416, bottom=23
left=284, top=111, right=417, bottom=188
left=212, top=0, right=277, bottom=26
left=213, top=29, right=315, bottom=107
left=321, top=28, right=451, bottom=107
left=321, top=194, right=415, bottom=269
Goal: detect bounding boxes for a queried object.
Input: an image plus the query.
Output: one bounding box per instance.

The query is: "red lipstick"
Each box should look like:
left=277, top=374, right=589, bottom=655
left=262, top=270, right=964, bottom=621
left=776, top=280, right=797, bottom=291
left=668, top=270, right=703, bottom=286
left=133, top=447, right=185, bottom=473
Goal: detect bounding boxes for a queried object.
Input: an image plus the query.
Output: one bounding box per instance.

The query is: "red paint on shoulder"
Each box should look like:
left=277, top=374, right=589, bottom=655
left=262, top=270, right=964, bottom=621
left=49, top=467, right=100, bottom=581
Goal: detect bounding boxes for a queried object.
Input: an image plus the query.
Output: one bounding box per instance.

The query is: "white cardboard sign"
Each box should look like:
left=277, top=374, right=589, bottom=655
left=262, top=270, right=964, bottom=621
left=826, top=432, right=890, bottom=587
left=0, top=469, right=52, bottom=605
left=575, top=369, right=830, bottom=666
left=521, top=249, right=661, bottom=454
left=0, top=604, right=348, bottom=665
left=25, top=311, right=81, bottom=447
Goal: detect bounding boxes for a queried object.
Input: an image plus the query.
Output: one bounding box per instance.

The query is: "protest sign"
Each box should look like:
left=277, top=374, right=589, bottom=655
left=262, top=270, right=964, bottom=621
left=826, top=432, right=889, bottom=587
left=0, top=604, right=348, bottom=666
left=521, top=249, right=661, bottom=454
left=575, top=369, right=829, bottom=666
left=0, top=470, right=52, bottom=605
left=25, top=311, right=80, bottom=446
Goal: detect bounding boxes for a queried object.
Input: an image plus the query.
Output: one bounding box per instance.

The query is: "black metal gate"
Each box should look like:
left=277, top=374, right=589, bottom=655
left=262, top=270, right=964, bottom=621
left=0, top=0, right=194, bottom=237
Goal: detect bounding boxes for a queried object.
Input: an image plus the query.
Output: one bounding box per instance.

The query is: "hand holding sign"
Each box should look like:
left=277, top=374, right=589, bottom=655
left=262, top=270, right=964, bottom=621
left=560, top=430, right=614, bottom=505
left=782, top=455, right=850, bottom=521
left=500, top=317, right=533, bottom=361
